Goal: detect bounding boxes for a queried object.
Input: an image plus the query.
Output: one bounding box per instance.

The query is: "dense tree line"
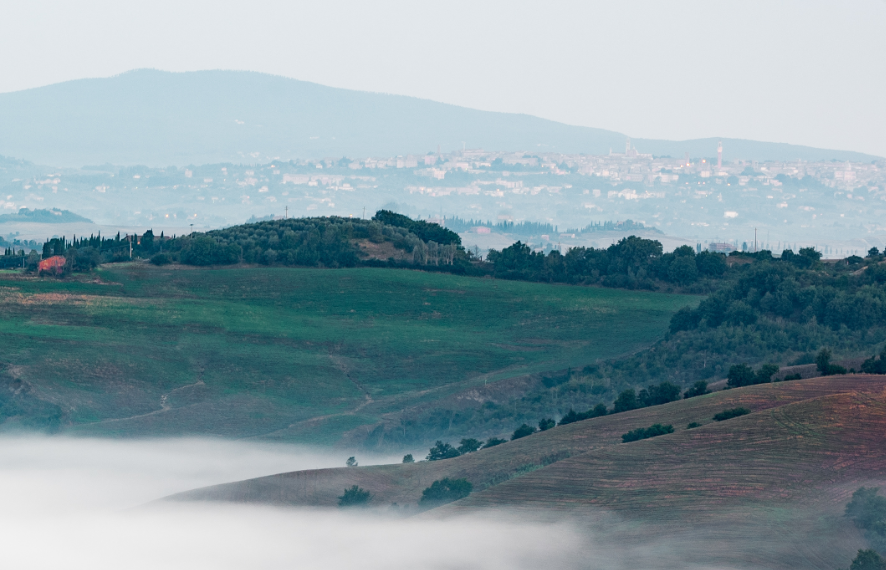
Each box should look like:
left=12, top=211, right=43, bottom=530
left=413, top=380, right=700, bottom=458
left=485, top=237, right=727, bottom=288
left=670, top=252, right=886, bottom=335
left=16, top=230, right=175, bottom=274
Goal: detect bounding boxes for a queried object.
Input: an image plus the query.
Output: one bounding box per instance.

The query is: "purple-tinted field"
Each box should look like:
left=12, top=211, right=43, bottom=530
left=171, top=375, right=886, bottom=569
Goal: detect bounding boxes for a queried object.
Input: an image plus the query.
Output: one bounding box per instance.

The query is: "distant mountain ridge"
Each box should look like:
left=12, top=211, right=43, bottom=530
left=0, top=69, right=878, bottom=167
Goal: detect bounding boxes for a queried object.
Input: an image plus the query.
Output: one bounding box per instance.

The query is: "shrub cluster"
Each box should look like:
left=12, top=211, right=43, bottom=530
left=862, top=346, right=886, bottom=374
left=621, top=423, right=674, bottom=443
left=426, top=416, right=568, bottom=461
left=338, top=485, right=371, bottom=507
left=486, top=238, right=727, bottom=289
left=815, top=348, right=847, bottom=376
left=683, top=380, right=711, bottom=399
left=425, top=436, right=509, bottom=461
left=420, top=478, right=473, bottom=507
left=713, top=407, right=751, bottom=421
left=844, top=549, right=886, bottom=570
left=559, top=381, right=685, bottom=427
left=372, top=210, right=461, bottom=246
left=846, top=487, right=886, bottom=553
left=558, top=404, right=607, bottom=426
left=727, top=363, right=779, bottom=388
left=426, top=441, right=460, bottom=461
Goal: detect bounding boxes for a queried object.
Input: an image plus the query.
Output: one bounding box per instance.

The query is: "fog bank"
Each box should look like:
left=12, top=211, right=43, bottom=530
left=0, top=436, right=583, bottom=569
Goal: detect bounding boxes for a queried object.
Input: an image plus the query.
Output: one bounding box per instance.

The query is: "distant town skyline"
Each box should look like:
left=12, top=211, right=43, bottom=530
left=2, top=0, right=885, bottom=157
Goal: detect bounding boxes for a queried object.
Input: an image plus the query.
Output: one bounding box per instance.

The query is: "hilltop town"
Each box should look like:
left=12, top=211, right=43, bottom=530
left=2, top=144, right=883, bottom=256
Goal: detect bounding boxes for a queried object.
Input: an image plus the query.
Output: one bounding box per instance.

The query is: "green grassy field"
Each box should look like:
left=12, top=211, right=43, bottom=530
left=0, top=264, right=695, bottom=442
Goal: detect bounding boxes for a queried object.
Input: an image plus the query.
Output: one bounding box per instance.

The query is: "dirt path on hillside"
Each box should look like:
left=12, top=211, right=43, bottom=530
left=329, top=354, right=373, bottom=408
left=83, top=371, right=206, bottom=426
left=247, top=361, right=537, bottom=441
left=242, top=354, right=375, bottom=440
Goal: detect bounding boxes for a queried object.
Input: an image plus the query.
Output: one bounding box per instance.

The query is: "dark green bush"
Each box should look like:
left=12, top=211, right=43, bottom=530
left=862, top=346, right=886, bottom=374
left=846, top=487, right=886, bottom=553
left=612, top=388, right=639, bottom=413
left=149, top=252, right=171, bottom=265
left=713, top=407, right=751, bottom=421
left=420, top=478, right=473, bottom=506
left=621, top=423, right=674, bottom=443
left=338, top=485, right=371, bottom=507
left=457, top=438, right=482, bottom=454
left=373, top=210, right=461, bottom=246
left=180, top=235, right=241, bottom=266
left=727, top=363, right=779, bottom=388
left=637, top=381, right=682, bottom=407
left=687, top=422, right=701, bottom=429
left=727, top=364, right=755, bottom=388
left=683, top=380, right=711, bottom=399
left=482, top=437, right=506, bottom=449
left=511, top=423, right=537, bottom=440
left=558, top=403, right=607, bottom=426
left=848, top=549, right=886, bottom=570
left=538, top=418, right=555, bottom=431
left=426, top=441, right=460, bottom=461
left=816, top=348, right=848, bottom=376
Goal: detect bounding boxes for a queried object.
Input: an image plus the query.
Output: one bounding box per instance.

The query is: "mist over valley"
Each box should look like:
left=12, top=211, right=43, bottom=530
left=3, top=3, right=886, bottom=568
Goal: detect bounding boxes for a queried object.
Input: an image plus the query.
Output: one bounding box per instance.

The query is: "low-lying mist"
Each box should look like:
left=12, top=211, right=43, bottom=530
left=0, top=436, right=583, bottom=569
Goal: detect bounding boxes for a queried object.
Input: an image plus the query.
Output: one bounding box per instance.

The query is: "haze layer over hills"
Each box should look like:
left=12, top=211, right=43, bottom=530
left=0, top=69, right=879, bottom=167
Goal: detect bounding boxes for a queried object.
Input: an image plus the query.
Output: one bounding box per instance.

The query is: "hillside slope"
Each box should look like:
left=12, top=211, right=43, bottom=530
left=0, top=264, right=691, bottom=442
left=168, top=375, right=886, bottom=569
left=0, top=69, right=878, bottom=166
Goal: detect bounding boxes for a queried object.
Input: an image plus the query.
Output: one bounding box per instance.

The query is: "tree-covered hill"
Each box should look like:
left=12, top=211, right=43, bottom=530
left=9, top=211, right=886, bottom=446
left=14, top=212, right=470, bottom=274
left=350, top=246, right=886, bottom=446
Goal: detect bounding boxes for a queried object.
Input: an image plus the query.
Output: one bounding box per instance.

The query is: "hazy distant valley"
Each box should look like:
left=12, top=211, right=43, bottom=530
left=2, top=149, right=885, bottom=257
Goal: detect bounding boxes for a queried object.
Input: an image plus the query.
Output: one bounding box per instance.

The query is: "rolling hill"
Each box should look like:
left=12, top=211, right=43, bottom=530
left=0, top=263, right=693, bottom=442
left=0, top=69, right=879, bottom=166
left=167, top=375, right=886, bottom=569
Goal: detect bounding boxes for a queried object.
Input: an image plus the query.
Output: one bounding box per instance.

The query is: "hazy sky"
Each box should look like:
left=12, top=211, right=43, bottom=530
left=3, top=0, right=885, bottom=156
